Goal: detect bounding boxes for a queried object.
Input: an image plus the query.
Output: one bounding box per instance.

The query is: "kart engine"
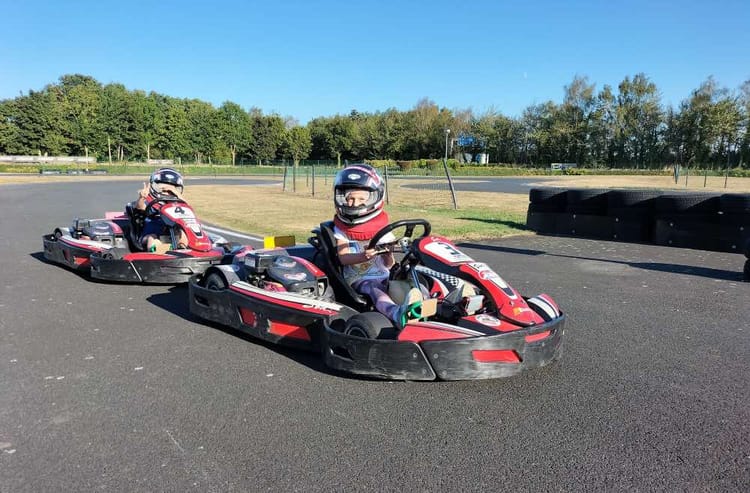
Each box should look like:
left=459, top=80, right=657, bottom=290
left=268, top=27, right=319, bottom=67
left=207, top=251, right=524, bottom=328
left=73, top=219, right=128, bottom=248
left=243, top=251, right=331, bottom=298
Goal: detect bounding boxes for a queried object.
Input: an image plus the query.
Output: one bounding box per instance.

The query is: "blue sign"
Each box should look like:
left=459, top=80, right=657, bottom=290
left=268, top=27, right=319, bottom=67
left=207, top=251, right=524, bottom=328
left=457, top=134, right=475, bottom=146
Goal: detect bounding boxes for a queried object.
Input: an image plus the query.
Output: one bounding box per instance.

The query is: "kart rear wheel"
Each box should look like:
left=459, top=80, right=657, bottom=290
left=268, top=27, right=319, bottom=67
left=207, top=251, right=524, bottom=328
left=205, top=272, right=228, bottom=291
left=344, top=312, right=395, bottom=340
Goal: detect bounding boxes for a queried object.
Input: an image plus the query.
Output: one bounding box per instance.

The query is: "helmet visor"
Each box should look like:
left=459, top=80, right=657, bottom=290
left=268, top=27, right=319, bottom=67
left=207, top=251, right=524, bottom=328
left=151, top=181, right=183, bottom=197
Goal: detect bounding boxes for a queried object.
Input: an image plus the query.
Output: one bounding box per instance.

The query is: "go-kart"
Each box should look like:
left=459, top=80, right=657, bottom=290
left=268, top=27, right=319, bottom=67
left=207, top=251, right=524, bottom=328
left=189, top=219, right=565, bottom=381
left=42, top=197, right=231, bottom=283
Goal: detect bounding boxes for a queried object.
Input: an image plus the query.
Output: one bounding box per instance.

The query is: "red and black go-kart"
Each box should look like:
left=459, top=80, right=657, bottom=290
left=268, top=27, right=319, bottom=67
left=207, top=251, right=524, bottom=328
left=189, top=219, right=565, bottom=381
left=42, top=197, right=230, bottom=283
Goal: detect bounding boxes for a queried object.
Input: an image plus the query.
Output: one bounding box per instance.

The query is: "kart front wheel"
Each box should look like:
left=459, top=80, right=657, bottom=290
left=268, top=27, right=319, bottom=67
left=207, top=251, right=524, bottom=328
left=204, top=272, right=228, bottom=291
left=344, top=312, right=395, bottom=340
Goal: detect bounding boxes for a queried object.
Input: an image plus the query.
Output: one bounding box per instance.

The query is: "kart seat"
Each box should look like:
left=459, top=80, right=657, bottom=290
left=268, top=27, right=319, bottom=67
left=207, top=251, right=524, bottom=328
left=312, top=221, right=371, bottom=312
left=125, top=201, right=147, bottom=251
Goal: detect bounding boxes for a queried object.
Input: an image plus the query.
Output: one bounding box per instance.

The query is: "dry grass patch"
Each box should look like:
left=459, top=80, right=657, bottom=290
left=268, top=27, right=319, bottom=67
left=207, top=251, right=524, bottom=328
left=186, top=180, right=530, bottom=241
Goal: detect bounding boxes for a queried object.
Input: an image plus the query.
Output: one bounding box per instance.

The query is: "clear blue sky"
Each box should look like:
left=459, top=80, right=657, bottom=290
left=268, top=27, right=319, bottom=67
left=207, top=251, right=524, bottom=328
left=2, top=0, right=748, bottom=123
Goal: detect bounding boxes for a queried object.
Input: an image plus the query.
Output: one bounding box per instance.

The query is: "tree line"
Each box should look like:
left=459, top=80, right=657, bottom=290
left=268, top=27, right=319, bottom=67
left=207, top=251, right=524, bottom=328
left=1, top=73, right=748, bottom=168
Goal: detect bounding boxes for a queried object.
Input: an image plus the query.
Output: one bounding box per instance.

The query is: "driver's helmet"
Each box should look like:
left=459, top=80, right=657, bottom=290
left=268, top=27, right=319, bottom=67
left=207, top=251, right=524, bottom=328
left=333, top=164, right=385, bottom=225
left=149, top=168, right=184, bottom=200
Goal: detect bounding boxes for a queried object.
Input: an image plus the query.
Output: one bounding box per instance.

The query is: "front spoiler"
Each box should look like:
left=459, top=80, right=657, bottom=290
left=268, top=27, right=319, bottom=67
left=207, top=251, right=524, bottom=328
left=90, top=253, right=223, bottom=283
left=322, top=314, right=565, bottom=381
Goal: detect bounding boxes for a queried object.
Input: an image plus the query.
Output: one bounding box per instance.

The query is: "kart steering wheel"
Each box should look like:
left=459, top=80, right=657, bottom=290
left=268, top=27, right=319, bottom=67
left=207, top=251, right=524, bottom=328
left=367, top=219, right=431, bottom=255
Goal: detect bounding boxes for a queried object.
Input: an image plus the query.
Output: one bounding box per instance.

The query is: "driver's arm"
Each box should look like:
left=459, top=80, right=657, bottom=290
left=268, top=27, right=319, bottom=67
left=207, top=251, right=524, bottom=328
left=135, top=182, right=149, bottom=210
left=376, top=232, right=396, bottom=268
left=336, top=239, right=376, bottom=266
left=381, top=246, right=395, bottom=268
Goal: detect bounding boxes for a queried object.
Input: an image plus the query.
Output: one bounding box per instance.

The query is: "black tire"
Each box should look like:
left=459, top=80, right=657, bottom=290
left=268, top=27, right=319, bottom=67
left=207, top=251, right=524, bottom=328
left=652, top=218, right=718, bottom=250
left=606, top=189, right=661, bottom=209
left=565, top=188, right=609, bottom=215
left=528, top=203, right=564, bottom=213
left=607, top=206, right=651, bottom=220
left=526, top=211, right=557, bottom=233
left=719, top=212, right=749, bottom=227
left=344, top=312, right=395, bottom=339
left=654, top=193, right=720, bottom=214
left=204, top=272, right=228, bottom=291
left=529, top=187, right=567, bottom=208
left=567, top=214, right=615, bottom=239
left=719, top=193, right=750, bottom=214
left=612, top=218, right=652, bottom=242
left=745, top=238, right=750, bottom=259
left=529, top=187, right=566, bottom=204
left=744, top=259, right=750, bottom=281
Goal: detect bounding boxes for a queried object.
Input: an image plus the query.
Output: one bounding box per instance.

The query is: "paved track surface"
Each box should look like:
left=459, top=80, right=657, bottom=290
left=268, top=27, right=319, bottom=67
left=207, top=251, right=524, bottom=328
left=400, top=176, right=564, bottom=194
left=1, top=181, right=748, bottom=492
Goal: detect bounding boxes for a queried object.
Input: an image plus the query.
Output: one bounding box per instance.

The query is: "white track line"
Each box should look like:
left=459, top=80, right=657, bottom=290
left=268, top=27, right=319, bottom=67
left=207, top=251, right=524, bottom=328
left=203, top=225, right=264, bottom=243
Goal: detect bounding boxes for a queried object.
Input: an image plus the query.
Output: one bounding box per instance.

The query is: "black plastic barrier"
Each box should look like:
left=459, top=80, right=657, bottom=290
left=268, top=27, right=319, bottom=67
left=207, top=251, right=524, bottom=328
left=527, top=187, right=750, bottom=257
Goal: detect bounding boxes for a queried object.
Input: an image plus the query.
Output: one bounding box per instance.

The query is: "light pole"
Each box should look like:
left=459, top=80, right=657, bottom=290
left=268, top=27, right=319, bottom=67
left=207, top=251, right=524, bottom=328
left=442, top=128, right=458, bottom=209
left=444, top=128, right=450, bottom=163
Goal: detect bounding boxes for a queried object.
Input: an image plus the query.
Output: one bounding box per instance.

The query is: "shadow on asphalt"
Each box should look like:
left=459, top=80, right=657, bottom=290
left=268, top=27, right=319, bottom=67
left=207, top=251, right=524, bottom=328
left=458, top=241, right=746, bottom=282
left=145, top=285, right=361, bottom=380
left=456, top=217, right=528, bottom=230
left=29, top=251, right=181, bottom=285
left=457, top=242, right=546, bottom=257
left=30, top=251, right=106, bottom=283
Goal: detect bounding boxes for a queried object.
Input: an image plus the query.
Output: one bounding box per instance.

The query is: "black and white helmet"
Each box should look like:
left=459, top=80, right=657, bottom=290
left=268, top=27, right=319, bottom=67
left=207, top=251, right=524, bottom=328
left=149, top=168, right=184, bottom=200
left=333, top=164, right=385, bottom=225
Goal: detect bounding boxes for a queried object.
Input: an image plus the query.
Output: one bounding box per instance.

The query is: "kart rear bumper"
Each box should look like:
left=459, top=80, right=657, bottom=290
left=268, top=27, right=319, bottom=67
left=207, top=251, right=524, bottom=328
left=322, top=314, right=565, bottom=381
left=90, top=253, right=223, bottom=283
left=42, top=234, right=95, bottom=271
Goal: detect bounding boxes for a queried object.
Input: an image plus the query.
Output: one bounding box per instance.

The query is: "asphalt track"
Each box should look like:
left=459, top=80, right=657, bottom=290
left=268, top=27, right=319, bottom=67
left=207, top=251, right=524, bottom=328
left=1, top=180, right=748, bottom=492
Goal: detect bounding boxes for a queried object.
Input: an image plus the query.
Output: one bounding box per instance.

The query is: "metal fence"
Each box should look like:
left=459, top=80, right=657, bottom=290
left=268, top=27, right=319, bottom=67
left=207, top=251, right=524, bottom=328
left=281, top=163, right=459, bottom=209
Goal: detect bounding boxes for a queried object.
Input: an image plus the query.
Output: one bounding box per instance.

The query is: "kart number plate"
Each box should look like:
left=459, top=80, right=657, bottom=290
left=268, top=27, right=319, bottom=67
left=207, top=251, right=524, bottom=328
left=162, top=205, right=196, bottom=219
left=424, top=241, right=473, bottom=264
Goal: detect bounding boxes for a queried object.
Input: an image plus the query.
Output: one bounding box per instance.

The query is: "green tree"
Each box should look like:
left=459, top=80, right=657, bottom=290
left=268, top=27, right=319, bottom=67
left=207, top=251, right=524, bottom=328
left=559, top=75, right=597, bottom=166
left=13, top=86, right=68, bottom=156
left=248, top=110, right=285, bottom=164
left=520, top=102, right=557, bottom=165
left=217, top=102, right=251, bottom=165
left=588, top=85, right=617, bottom=166
left=129, top=90, right=165, bottom=161
left=59, top=74, right=103, bottom=158
left=185, top=99, right=219, bottom=164
left=155, top=96, right=190, bottom=161
left=615, top=73, right=664, bottom=168
left=281, top=125, right=312, bottom=166
left=0, top=99, right=24, bottom=154
left=99, top=83, right=130, bottom=161
left=308, top=114, right=355, bottom=165
left=739, top=80, right=750, bottom=166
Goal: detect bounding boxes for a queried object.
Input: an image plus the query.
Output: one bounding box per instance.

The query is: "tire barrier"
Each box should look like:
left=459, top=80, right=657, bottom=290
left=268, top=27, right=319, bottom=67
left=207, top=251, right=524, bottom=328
left=527, top=187, right=750, bottom=255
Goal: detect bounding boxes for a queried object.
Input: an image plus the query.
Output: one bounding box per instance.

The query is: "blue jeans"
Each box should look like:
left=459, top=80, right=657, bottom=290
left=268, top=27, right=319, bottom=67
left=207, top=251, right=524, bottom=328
left=139, top=218, right=166, bottom=245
